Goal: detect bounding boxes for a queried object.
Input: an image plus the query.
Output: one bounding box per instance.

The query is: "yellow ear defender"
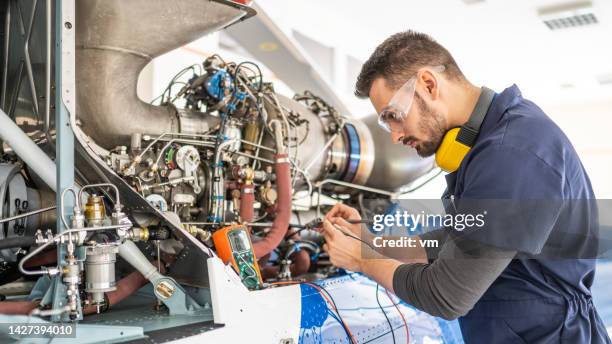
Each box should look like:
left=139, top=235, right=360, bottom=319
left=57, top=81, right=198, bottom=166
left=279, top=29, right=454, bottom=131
left=435, top=87, right=496, bottom=173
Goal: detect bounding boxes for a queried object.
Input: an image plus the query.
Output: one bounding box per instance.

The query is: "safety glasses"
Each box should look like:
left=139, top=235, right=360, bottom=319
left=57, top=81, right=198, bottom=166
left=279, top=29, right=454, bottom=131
left=377, top=65, right=446, bottom=133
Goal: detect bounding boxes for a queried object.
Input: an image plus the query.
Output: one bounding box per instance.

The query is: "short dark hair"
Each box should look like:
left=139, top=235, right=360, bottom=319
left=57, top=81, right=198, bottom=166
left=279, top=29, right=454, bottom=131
left=355, top=30, right=465, bottom=98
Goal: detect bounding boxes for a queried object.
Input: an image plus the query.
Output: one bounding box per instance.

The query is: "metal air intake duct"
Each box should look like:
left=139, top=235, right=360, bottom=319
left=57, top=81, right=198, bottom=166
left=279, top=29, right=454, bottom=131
left=75, top=0, right=252, bottom=148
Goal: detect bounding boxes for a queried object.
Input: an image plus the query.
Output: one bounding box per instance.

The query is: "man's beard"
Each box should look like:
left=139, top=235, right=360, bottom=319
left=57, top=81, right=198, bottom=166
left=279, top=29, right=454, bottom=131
left=413, top=93, right=446, bottom=157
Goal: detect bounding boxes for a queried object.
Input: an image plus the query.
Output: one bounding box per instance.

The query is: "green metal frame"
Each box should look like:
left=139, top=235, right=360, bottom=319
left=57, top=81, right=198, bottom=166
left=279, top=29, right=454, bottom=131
left=49, top=0, right=75, bottom=323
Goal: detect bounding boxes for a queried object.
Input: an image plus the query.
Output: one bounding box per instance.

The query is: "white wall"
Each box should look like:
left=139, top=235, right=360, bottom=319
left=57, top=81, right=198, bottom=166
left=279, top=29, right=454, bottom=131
left=541, top=99, right=612, bottom=198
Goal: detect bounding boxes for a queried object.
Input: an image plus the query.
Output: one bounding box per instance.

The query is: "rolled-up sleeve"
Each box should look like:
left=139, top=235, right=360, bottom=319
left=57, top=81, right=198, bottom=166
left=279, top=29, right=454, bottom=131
left=392, top=238, right=515, bottom=320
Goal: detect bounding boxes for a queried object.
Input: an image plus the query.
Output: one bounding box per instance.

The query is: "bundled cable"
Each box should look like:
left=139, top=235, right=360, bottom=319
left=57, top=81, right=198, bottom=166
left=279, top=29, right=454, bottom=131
left=385, top=289, right=410, bottom=344
left=376, top=284, right=396, bottom=344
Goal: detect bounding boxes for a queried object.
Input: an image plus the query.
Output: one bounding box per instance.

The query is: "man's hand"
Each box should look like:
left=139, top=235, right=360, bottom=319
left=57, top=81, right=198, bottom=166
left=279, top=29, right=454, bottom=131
left=325, top=203, right=377, bottom=249
left=324, top=203, right=362, bottom=235
left=321, top=203, right=426, bottom=293
left=322, top=218, right=402, bottom=292
left=321, top=219, right=364, bottom=272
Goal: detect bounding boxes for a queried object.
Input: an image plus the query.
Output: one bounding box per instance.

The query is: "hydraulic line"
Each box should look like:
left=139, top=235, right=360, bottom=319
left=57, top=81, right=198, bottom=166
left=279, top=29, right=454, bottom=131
left=0, top=206, right=56, bottom=224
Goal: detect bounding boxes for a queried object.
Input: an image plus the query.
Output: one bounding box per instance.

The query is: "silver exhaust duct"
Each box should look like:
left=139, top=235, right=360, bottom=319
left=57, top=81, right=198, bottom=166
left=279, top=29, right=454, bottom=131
left=75, top=0, right=252, bottom=148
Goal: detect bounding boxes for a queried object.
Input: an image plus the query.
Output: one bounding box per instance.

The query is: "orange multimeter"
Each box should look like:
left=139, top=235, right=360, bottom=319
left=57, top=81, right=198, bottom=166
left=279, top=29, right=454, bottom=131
left=212, top=224, right=263, bottom=290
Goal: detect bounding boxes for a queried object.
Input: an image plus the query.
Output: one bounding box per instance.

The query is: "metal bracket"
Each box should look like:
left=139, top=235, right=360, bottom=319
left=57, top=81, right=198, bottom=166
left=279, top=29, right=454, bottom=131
left=150, top=276, right=202, bottom=315
left=50, top=0, right=77, bottom=322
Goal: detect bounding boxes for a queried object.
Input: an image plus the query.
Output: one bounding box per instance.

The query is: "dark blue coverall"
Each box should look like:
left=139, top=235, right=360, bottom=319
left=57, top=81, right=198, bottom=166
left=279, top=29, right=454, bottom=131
left=444, top=85, right=611, bottom=343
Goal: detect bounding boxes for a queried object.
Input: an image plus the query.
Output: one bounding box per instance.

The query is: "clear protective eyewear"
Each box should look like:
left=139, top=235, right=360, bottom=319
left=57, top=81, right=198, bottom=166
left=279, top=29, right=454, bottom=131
left=377, top=65, right=446, bottom=133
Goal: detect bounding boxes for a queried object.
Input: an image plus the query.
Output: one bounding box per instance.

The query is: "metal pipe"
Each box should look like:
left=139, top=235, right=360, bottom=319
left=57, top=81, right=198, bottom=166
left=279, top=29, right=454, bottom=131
left=182, top=222, right=274, bottom=227
left=270, top=120, right=285, bottom=155
left=231, top=150, right=274, bottom=164
left=24, top=0, right=40, bottom=117
left=139, top=132, right=216, bottom=159
left=78, top=183, right=121, bottom=210
left=315, top=179, right=397, bottom=218
left=19, top=236, right=60, bottom=276
left=7, top=61, right=24, bottom=117
left=0, top=108, right=57, bottom=191
left=118, top=240, right=163, bottom=281
left=0, top=205, right=56, bottom=224
left=44, top=0, right=54, bottom=148
left=140, top=136, right=278, bottom=166
left=18, top=224, right=131, bottom=276
left=210, top=139, right=239, bottom=224
left=15, top=1, right=25, bottom=34
left=1, top=1, right=10, bottom=109
left=141, top=176, right=195, bottom=191
left=251, top=119, right=266, bottom=170
left=30, top=306, right=70, bottom=317
left=302, top=131, right=340, bottom=174
left=316, top=178, right=398, bottom=197
left=152, top=138, right=215, bottom=147
left=240, top=138, right=275, bottom=152
left=60, top=187, right=79, bottom=229
left=269, top=93, right=298, bottom=183
left=214, top=138, right=239, bottom=164
left=150, top=134, right=275, bottom=154
left=139, top=137, right=280, bottom=174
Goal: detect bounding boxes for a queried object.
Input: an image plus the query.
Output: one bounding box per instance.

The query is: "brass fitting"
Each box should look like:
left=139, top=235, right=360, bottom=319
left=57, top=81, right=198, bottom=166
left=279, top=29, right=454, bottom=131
left=139, top=227, right=149, bottom=241
left=84, top=194, right=106, bottom=225
left=259, top=184, right=277, bottom=207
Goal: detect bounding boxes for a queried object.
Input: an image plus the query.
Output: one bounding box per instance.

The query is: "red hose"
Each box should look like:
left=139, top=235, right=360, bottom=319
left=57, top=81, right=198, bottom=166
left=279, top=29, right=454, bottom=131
left=0, top=249, right=55, bottom=315
left=83, top=261, right=166, bottom=315
left=289, top=249, right=311, bottom=275
left=23, top=248, right=57, bottom=268
left=253, top=154, right=291, bottom=258
left=0, top=272, right=149, bottom=316
left=284, top=224, right=312, bottom=278
left=0, top=300, right=40, bottom=315
left=0, top=262, right=164, bottom=316
left=82, top=271, right=148, bottom=315
left=261, top=250, right=311, bottom=279
left=239, top=183, right=255, bottom=223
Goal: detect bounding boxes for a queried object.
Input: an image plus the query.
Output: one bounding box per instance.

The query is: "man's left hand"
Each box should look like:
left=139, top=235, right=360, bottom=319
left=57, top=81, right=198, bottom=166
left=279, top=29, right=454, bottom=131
left=321, top=219, right=363, bottom=272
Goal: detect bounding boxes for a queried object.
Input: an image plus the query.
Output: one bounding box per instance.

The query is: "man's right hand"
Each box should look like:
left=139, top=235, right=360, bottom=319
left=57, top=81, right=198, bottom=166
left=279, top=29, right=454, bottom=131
left=324, top=203, right=362, bottom=237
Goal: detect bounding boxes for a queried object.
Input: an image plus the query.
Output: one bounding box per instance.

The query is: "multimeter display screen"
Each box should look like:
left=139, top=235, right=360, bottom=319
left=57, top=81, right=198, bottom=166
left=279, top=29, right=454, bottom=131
left=228, top=229, right=250, bottom=252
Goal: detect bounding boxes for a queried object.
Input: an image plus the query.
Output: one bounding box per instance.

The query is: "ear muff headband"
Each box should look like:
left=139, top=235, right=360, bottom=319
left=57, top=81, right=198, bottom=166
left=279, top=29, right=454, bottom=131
left=435, top=87, right=496, bottom=173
